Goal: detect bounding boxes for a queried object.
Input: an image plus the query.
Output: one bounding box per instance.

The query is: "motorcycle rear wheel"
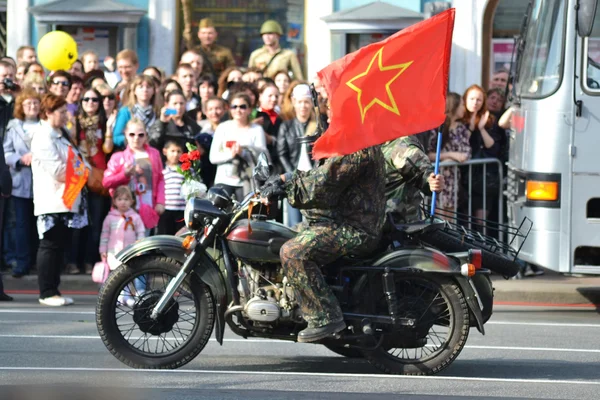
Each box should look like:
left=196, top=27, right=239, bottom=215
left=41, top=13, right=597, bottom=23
left=96, top=255, right=215, bottom=369
left=363, top=274, right=469, bottom=375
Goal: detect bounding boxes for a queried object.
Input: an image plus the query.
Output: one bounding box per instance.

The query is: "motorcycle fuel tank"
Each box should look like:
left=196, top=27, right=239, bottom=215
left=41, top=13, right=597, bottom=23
left=226, top=219, right=296, bottom=263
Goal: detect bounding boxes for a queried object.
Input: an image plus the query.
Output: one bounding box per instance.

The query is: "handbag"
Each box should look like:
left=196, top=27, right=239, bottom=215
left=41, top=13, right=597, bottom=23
left=87, top=165, right=109, bottom=196
left=138, top=202, right=160, bottom=229
left=92, top=261, right=110, bottom=284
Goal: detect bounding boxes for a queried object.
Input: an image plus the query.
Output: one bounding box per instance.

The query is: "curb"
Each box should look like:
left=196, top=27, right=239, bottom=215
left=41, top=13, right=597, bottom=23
left=4, top=273, right=600, bottom=306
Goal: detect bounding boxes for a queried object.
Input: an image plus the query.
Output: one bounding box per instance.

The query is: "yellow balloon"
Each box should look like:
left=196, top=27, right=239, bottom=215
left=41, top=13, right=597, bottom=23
left=37, top=31, right=78, bottom=71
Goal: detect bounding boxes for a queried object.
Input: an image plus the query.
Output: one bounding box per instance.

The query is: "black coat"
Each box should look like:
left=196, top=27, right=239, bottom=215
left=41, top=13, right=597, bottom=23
left=256, top=111, right=282, bottom=169
left=0, top=96, right=14, bottom=141
left=148, top=115, right=201, bottom=156
left=277, top=118, right=313, bottom=173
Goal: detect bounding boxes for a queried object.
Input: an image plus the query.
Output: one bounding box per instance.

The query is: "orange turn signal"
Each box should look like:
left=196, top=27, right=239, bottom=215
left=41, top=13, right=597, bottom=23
left=461, top=263, right=476, bottom=277
left=182, top=235, right=196, bottom=250
left=526, top=180, right=558, bottom=201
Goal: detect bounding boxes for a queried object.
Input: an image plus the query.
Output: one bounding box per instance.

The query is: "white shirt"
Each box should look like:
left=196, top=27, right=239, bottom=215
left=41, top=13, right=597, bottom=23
left=209, top=120, right=267, bottom=187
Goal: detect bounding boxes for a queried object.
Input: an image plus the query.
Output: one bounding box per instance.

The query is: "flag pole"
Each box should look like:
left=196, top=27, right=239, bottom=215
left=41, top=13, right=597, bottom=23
left=430, top=130, right=443, bottom=220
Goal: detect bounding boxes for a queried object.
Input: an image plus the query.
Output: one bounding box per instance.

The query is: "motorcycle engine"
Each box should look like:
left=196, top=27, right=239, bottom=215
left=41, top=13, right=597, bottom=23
left=245, top=296, right=280, bottom=322
left=238, top=264, right=300, bottom=323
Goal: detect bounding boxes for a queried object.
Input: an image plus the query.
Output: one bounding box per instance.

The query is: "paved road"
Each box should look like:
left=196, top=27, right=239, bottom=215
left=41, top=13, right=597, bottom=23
left=0, top=295, right=599, bottom=399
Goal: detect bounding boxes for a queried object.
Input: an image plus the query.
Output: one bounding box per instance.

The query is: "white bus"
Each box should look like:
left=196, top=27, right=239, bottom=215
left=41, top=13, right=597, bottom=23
left=507, top=0, right=600, bottom=274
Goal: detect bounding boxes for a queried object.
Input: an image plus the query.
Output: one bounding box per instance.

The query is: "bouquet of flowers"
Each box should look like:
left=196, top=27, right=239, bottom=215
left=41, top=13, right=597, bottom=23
left=177, top=143, right=208, bottom=200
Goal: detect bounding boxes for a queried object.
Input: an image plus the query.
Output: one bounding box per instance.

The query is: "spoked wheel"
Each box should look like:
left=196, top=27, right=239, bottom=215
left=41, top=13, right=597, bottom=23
left=363, top=274, right=469, bottom=375
left=96, top=256, right=215, bottom=369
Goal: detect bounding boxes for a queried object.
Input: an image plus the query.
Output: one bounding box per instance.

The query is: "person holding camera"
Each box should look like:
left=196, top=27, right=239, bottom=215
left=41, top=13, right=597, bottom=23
left=0, top=61, right=17, bottom=139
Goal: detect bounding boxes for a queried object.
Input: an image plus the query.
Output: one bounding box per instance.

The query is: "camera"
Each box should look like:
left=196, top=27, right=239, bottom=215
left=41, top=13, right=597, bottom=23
left=3, top=78, right=17, bottom=91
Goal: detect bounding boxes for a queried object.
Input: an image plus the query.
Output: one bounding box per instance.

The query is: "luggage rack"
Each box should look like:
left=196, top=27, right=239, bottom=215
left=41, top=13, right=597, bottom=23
left=422, top=205, right=533, bottom=261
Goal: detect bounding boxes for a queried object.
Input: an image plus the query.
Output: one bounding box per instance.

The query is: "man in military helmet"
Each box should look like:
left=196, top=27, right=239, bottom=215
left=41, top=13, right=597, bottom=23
left=382, top=135, right=445, bottom=223
left=259, top=86, right=385, bottom=342
left=248, top=20, right=304, bottom=80
left=194, top=18, right=236, bottom=81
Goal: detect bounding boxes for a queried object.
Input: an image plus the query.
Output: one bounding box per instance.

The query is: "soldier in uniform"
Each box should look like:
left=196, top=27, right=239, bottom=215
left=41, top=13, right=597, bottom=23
left=260, top=124, right=386, bottom=342
left=248, top=20, right=304, bottom=81
left=194, top=18, right=236, bottom=81
left=382, top=135, right=444, bottom=223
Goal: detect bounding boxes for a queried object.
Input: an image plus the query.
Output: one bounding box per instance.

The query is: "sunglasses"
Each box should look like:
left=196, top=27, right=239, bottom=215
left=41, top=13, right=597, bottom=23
left=52, top=80, right=70, bottom=87
left=231, top=104, right=248, bottom=110
left=82, top=97, right=100, bottom=103
left=128, top=132, right=146, bottom=138
left=102, top=94, right=116, bottom=101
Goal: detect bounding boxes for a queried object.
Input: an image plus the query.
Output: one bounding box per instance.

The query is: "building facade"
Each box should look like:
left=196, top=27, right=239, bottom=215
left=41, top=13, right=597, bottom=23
left=4, top=0, right=525, bottom=92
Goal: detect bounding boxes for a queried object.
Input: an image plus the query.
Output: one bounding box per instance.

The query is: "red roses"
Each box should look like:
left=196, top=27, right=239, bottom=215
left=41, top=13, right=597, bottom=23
left=177, top=144, right=202, bottom=178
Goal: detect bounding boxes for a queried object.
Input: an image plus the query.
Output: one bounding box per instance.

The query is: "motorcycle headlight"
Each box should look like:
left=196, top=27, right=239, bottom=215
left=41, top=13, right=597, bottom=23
left=184, top=198, right=195, bottom=229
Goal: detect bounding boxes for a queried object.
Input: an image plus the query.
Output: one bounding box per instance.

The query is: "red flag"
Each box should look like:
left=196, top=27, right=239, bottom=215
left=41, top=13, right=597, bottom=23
left=63, top=146, right=89, bottom=209
left=314, top=8, right=455, bottom=159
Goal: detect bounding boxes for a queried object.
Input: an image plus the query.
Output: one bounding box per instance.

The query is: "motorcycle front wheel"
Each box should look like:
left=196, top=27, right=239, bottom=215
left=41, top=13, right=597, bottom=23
left=363, top=274, right=469, bottom=375
left=96, top=255, right=215, bottom=369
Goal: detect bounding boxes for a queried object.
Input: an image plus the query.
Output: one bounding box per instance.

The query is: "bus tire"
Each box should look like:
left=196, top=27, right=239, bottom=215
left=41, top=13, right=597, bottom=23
left=421, top=230, right=521, bottom=277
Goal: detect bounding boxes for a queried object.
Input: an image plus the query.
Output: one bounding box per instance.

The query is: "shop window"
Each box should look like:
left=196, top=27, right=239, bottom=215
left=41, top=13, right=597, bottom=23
left=180, top=0, right=305, bottom=68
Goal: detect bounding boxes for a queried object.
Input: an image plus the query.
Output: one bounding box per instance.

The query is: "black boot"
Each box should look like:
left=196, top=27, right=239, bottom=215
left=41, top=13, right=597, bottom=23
left=0, top=292, right=13, bottom=301
left=297, top=320, right=346, bottom=343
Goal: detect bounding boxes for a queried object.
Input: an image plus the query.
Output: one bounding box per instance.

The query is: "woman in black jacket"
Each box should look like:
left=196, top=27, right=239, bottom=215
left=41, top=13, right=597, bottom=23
left=149, top=90, right=201, bottom=157
left=276, top=84, right=316, bottom=227
left=256, top=83, right=282, bottom=171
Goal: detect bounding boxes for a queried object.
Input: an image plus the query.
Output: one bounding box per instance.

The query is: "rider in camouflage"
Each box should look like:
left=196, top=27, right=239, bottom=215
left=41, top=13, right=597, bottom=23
left=260, top=86, right=386, bottom=341
left=382, top=134, right=444, bottom=223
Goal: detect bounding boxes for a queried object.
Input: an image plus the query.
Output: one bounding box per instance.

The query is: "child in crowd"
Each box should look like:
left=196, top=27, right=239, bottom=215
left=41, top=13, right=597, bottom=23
left=98, top=186, right=146, bottom=304
left=99, top=185, right=146, bottom=264
left=158, top=141, right=186, bottom=235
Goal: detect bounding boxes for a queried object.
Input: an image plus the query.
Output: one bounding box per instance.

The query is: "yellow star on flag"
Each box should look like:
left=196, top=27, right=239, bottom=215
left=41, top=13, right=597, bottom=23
left=346, top=47, right=413, bottom=123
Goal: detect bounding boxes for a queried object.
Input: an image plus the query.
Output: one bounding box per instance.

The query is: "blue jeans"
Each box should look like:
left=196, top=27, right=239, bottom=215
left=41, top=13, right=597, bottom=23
left=2, top=197, right=17, bottom=268
left=285, top=200, right=303, bottom=228
left=12, top=196, right=37, bottom=274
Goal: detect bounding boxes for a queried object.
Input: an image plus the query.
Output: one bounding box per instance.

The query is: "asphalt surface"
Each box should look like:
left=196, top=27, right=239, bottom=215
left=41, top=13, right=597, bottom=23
left=0, top=295, right=599, bottom=399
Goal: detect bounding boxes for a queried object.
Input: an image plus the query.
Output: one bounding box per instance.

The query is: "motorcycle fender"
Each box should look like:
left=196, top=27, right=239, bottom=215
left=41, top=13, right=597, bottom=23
left=373, top=247, right=460, bottom=273
left=114, top=235, right=228, bottom=345
left=372, top=247, right=485, bottom=334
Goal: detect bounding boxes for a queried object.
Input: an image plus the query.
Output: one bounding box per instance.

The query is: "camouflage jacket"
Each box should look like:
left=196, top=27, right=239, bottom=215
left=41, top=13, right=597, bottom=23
left=284, top=146, right=386, bottom=238
left=248, top=46, right=304, bottom=80
left=382, top=136, right=433, bottom=223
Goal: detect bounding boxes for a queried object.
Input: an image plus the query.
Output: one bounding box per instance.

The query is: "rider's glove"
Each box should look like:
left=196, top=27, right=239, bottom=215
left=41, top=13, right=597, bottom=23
left=260, top=175, right=286, bottom=199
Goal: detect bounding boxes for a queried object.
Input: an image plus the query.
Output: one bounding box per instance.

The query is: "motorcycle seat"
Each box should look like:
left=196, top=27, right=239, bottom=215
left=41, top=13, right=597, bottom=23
left=394, top=220, right=445, bottom=235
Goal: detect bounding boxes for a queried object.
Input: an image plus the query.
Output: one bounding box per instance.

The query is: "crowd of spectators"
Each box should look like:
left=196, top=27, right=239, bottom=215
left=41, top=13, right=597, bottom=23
left=0, top=17, right=320, bottom=303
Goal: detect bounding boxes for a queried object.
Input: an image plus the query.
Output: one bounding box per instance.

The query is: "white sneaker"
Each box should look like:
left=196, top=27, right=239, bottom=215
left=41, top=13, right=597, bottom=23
left=39, top=296, right=74, bottom=307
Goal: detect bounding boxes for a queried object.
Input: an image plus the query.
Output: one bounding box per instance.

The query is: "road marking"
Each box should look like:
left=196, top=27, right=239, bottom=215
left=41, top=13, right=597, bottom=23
left=0, top=310, right=95, bottom=315
left=0, top=334, right=599, bottom=354
left=0, top=366, right=598, bottom=385
left=487, top=321, right=600, bottom=328
left=2, top=310, right=600, bottom=328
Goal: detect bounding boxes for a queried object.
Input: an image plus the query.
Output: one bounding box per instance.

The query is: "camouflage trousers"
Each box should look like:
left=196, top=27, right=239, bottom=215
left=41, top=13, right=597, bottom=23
left=280, top=223, right=371, bottom=328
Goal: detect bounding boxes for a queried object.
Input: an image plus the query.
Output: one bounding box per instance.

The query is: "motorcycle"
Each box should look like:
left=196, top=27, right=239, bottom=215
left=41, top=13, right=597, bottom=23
left=96, top=154, right=501, bottom=375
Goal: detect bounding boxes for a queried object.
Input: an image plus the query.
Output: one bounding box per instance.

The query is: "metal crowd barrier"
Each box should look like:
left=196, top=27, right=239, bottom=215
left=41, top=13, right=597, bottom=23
left=431, top=158, right=505, bottom=236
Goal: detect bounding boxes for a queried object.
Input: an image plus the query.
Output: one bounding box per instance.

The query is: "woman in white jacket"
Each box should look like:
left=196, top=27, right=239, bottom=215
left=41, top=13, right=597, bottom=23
left=209, top=93, right=267, bottom=201
left=32, top=93, right=90, bottom=306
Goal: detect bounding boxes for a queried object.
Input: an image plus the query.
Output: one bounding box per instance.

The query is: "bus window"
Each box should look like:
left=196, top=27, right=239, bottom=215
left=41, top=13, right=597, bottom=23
left=584, top=9, right=600, bottom=91
left=516, top=0, right=567, bottom=99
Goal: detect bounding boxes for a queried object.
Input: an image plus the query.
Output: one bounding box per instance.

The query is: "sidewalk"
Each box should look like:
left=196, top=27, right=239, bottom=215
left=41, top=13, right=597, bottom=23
left=491, top=271, right=600, bottom=305
left=3, top=270, right=600, bottom=306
